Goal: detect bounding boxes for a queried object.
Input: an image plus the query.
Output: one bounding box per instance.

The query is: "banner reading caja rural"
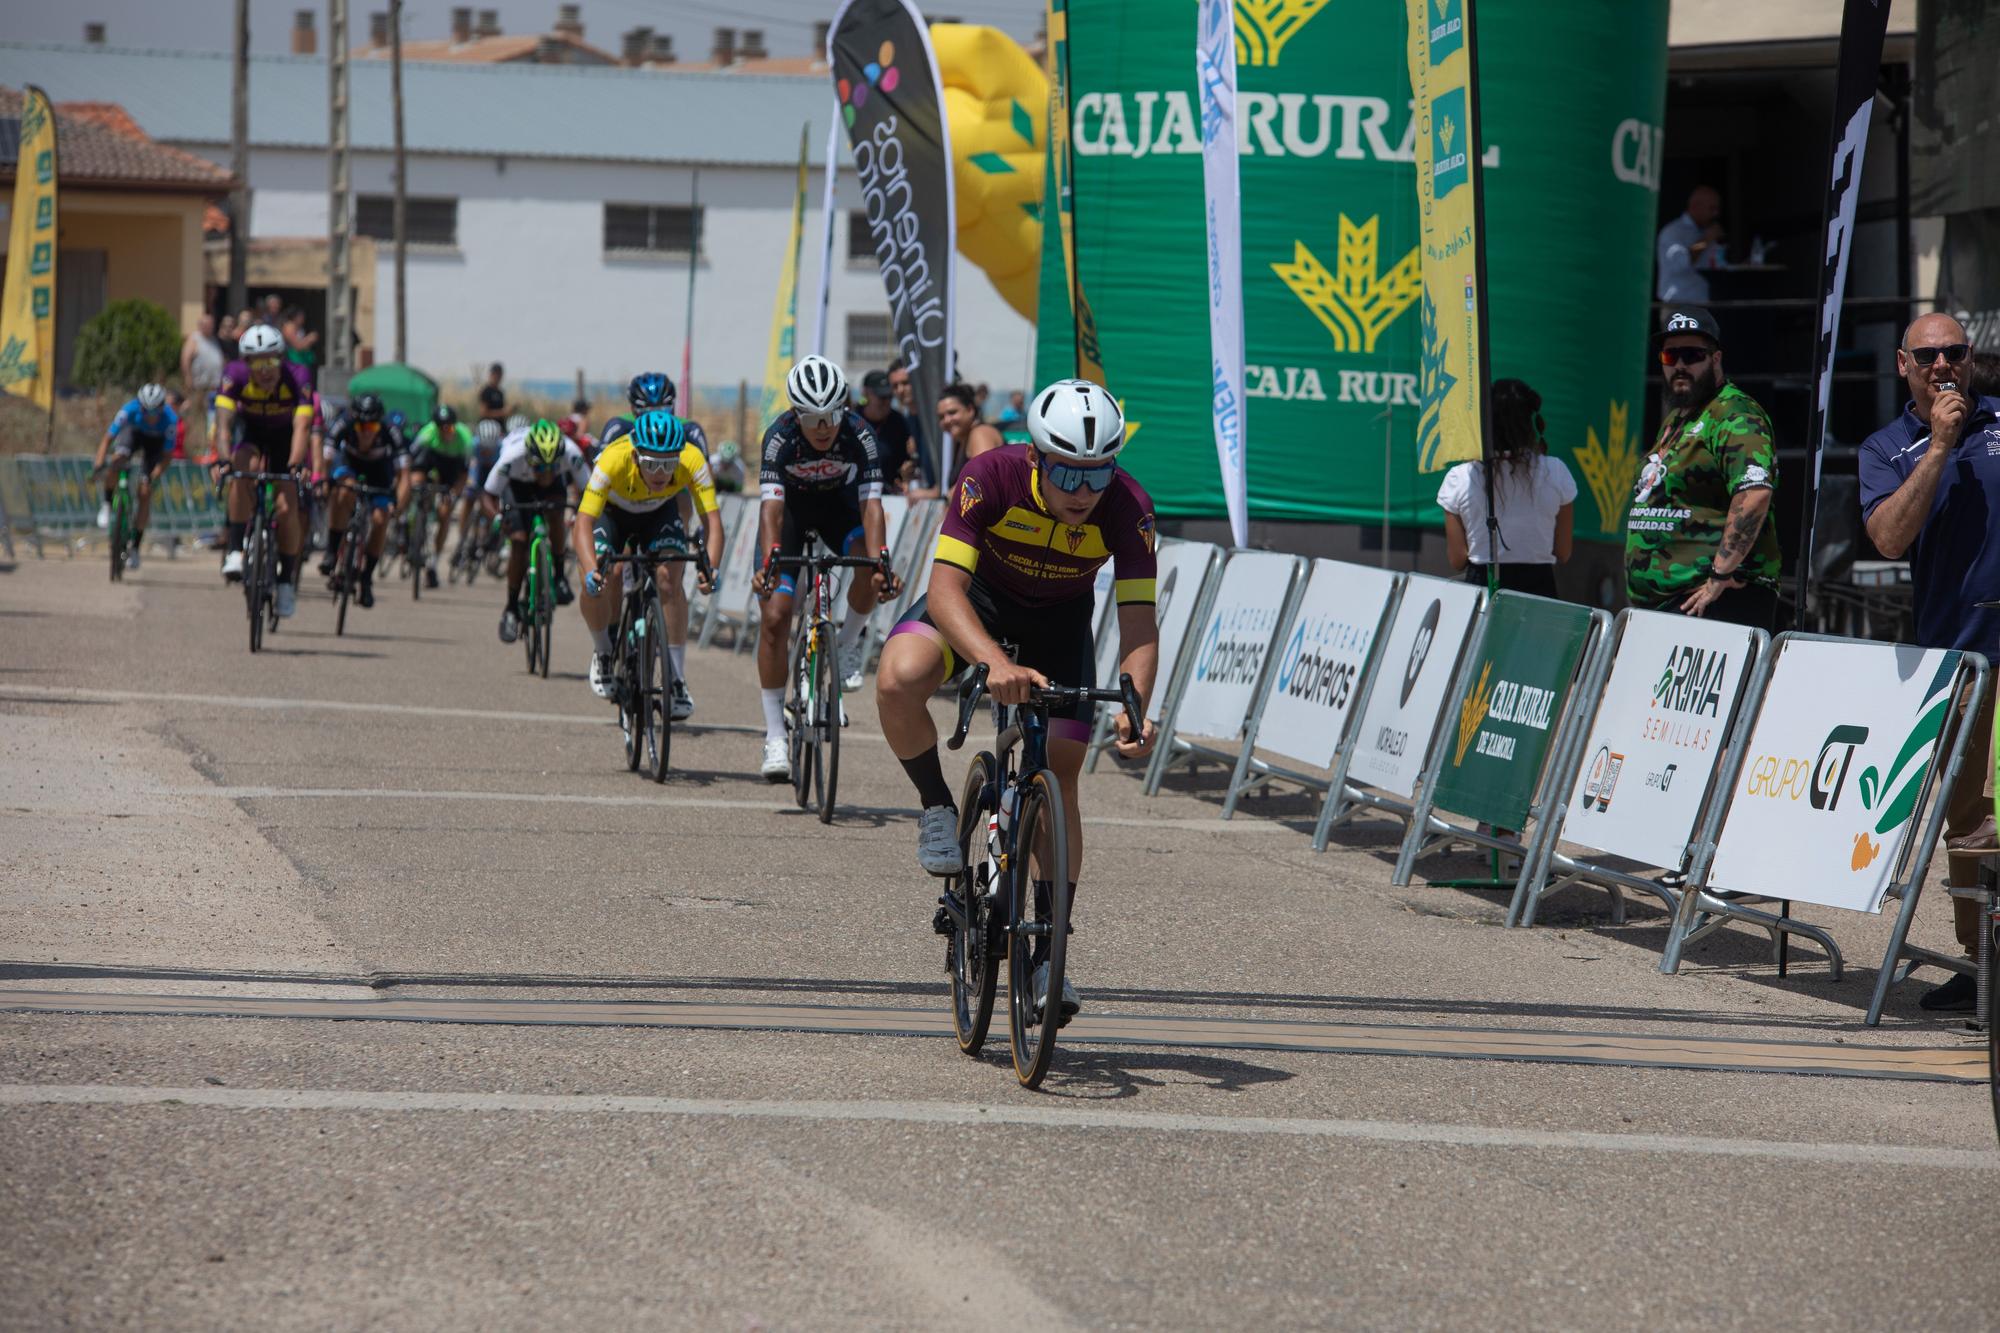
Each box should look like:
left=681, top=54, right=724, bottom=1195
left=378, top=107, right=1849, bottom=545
left=759, top=124, right=811, bottom=433
left=1404, top=0, right=1486, bottom=473
left=829, top=0, right=955, bottom=474
left=1034, top=1, right=1666, bottom=535
left=1430, top=592, right=1592, bottom=830
left=0, top=86, right=58, bottom=409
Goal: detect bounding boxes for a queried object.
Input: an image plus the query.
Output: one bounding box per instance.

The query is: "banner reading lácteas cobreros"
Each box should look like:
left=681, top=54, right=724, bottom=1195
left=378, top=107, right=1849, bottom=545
left=0, top=85, right=58, bottom=409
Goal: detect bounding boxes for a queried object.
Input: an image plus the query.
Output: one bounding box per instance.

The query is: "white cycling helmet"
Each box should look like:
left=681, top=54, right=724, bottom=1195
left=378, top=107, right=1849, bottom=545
left=1027, top=379, right=1125, bottom=462
left=137, top=382, right=167, bottom=411
left=506, top=413, right=531, bottom=434
left=786, top=355, right=849, bottom=416
left=238, top=323, right=285, bottom=358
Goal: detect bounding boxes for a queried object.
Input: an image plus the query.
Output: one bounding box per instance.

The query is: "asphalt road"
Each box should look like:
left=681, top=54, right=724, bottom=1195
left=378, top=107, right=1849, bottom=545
left=2, top=546, right=1996, bottom=1330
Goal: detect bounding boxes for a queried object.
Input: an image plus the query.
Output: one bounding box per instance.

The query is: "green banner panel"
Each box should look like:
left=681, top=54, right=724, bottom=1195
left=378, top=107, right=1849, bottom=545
left=1036, top=0, right=1668, bottom=535
left=1430, top=592, right=1592, bottom=829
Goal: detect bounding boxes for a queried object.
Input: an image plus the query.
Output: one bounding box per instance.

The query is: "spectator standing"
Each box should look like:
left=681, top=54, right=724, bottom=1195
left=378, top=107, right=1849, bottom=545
left=280, top=306, right=318, bottom=387
left=888, top=358, right=934, bottom=489
left=478, top=363, right=508, bottom=425
left=1436, top=378, right=1576, bottom=598
left=217, top=314, right=240, bottom=363
left=1657, top=185, right=1727, bottom=303
left=1624, top=305, right=1780, bottom=629
left=180, top=313, right=225, bottom=459
left=1858, top=313, right=2000, bottom=1011
left=860, top=370, right=916, bottom=493
left=936, top=382, right=1004, bottom=488
left=973, top=382, right=992, bottom=417
left=997, top=389, right=1026, bottom=426
left=1967, top=350, right=2000, bottom=399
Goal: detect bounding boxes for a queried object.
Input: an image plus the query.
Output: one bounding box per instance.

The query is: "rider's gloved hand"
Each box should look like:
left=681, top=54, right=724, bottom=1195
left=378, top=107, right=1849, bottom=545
left=584, top=570, right=604, bottom=597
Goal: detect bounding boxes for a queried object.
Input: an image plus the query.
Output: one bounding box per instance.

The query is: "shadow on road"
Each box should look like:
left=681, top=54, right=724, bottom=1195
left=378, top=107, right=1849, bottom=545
left=1034, top=1048, right=1295, bottom=1100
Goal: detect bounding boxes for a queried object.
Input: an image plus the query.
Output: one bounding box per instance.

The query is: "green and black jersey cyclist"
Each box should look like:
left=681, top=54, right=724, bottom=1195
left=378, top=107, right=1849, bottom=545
left=483, top=418, right=591, bottom=644
left=875, top=379, right=1160, bottom=1019
left=397, top=405, right=476, bottom=588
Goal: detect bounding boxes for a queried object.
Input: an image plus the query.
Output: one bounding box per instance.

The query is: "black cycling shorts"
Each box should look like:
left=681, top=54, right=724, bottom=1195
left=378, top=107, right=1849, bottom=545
left=503, top=481, right=569, bottom=540
left=889, top=579, right=1097, bottom=731
left=333, top=451, right=399, bottom=504
left=410, top=448, right=468, bottom=489
left=779, top=493, right=866, bottom=561
left=591, top=504, right=692, bottom=562
left=113, top=429, right=169, bottom=476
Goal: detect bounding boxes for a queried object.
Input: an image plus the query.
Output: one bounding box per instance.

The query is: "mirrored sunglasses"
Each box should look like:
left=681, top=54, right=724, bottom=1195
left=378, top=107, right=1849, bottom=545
left=1042, top=458, right=1118, bottom=493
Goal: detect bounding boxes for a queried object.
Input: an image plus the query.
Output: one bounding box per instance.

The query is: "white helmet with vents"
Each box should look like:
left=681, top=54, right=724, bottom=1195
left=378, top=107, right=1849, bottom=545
left=786, top=355, right=849, bottom=415
left=238, top=323, right=285, bottom=358
left=137, top=383, right=167, bottom=411
left=1027, top=379, right=1125, bottom=461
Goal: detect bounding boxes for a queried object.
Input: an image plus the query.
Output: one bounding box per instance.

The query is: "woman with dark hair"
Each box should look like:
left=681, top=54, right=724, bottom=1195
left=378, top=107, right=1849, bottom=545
left=1435, top=378, right=1577, bottom=598
left=936, top=382, right=1006, bottom=487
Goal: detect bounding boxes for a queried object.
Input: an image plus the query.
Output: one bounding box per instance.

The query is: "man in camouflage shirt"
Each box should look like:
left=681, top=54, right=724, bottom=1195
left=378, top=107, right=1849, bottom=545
left=1624, top=305, right=1779, bottom=630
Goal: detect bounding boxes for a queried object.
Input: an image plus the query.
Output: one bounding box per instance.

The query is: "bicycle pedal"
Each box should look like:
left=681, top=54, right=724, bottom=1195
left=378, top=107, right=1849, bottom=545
left=932, top=902, right=954, bottom=936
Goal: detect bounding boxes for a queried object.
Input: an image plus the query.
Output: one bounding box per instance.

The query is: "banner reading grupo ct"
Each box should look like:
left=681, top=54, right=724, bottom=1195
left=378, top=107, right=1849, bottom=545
left=0, top=86, right=58, bottom=408
left=830, top=0, right=956, bottom=476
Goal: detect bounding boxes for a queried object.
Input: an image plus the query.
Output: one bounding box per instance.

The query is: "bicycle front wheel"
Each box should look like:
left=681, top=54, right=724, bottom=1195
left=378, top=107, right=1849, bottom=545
left=787, top=630, right=814, bottom=810
left=815, top=619, right=842, bottom=823
left=109, top=489, right=128, bottom=582
left=948, top=753, right=1001, bottom=1055
left=1989, top=906, right=1998, bottom=1145
left=1007, top=769, right=1073, bottom=1090
left=334, top=525, right=356, bottom=637
left=646, top=590, right=673, bottom=782
left=245, top=525, right=267, bottom=653
left=533, top=542, right=554, bottom=680
left=410, top=506, right=427, bottom=600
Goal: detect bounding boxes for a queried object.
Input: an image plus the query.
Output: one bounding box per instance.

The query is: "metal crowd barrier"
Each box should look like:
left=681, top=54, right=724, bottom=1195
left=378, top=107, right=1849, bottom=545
left=5, top=455, right=224, bottom=558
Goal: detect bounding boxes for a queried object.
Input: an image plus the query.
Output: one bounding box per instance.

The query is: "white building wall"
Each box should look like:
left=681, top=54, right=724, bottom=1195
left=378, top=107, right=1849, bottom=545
left=198, top=143, right=1036, bottom=418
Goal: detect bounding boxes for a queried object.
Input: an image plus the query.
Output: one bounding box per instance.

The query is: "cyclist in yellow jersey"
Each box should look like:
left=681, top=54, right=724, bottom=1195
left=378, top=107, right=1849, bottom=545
left=576, top=409, right=724, bottom=702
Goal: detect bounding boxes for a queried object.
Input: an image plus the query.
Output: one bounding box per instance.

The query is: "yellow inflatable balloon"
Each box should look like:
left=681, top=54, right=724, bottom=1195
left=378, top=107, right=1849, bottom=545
left=934, top=24, right=1047, bottom=321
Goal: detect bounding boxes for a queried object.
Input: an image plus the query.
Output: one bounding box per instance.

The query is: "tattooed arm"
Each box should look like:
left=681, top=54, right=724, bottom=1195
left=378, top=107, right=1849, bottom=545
left=1680, top=486, right=1771, bottom=616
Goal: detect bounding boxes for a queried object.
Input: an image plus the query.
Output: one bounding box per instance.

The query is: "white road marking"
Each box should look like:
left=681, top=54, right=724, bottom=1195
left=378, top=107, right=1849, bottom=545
left=3, top=784, right=1280, bottom=832
left=5, top=1083, right=1993, bottom=1169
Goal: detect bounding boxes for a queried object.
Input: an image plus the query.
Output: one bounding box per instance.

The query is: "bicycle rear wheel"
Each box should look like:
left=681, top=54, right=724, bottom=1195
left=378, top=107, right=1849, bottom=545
left=646, top=590, right=673, bottom=782
left=815, top=618, right=842, bottom=823
left=947, top=753, right=1001, bottom=1054
left=1007, top=769, right=1072, bottom=1090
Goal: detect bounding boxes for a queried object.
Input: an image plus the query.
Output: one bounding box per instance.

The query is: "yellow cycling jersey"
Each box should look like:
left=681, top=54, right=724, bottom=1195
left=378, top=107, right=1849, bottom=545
left=578, top=440, right=719, bottom=519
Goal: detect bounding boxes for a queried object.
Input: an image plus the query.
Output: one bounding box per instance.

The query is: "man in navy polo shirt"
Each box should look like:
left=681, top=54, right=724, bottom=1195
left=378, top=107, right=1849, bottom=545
left=1858, top=312, right=2000, bottom=1011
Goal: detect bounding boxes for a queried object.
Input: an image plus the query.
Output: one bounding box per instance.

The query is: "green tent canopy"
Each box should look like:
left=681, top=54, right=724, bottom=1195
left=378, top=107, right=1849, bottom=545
left=345, top=363, right=438, bottom=427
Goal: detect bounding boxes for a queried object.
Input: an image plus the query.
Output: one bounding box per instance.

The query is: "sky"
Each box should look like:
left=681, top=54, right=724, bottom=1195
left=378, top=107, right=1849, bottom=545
left=21, top=1, right=1042, bottom=61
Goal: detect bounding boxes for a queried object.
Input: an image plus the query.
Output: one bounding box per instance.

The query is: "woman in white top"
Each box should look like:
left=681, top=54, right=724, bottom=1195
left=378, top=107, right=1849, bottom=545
left=1436, top=378, right=1577, bottom=599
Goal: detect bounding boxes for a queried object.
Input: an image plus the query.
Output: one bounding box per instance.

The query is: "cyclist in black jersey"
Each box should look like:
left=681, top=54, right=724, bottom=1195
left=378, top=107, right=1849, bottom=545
left=747, top=355, right=898, bottom=780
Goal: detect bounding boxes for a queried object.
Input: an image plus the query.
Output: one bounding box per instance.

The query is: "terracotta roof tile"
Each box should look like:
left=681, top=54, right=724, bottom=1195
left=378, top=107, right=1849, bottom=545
left=0, top=86, right=233, bottom=189
left=356, top=32, right=618, bottom=65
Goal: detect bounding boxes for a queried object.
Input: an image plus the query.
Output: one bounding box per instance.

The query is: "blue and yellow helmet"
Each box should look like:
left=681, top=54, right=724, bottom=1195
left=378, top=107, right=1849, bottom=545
left=631, top=409, right=686, bottom=457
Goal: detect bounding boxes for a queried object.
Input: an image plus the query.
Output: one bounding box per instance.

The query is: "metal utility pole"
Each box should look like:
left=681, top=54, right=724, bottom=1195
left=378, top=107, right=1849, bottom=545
left=327, top=0, right=353, bottom=372
left=228, top=0, right=250, bottom=315
left=391, top=0, right=408, bottom=363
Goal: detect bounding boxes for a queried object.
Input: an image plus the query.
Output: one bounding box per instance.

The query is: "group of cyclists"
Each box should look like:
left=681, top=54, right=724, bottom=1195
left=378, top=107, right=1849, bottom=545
left=94, top=334, right=1161, bottom=1022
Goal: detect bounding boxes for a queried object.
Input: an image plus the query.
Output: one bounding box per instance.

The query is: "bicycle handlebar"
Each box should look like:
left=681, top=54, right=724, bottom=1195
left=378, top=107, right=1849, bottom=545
left=602, top=541, right=716, bottom=588
left=762, top=545, right=896, bottom=585
left=945, top=662, right=1144, bottom=753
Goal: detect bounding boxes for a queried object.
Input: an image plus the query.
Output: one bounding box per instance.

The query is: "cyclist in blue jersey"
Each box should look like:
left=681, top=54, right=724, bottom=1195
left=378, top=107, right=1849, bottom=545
left=92, top=383, right=178, bottom=571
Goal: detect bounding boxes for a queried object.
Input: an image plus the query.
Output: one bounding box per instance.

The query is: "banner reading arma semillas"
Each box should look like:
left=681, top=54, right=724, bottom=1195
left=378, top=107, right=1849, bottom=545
left=0, top=85, right=59, bottom=410
left=829, top=0, right=956, bottom=476
left=1794, top=0, right=1893, bottom=620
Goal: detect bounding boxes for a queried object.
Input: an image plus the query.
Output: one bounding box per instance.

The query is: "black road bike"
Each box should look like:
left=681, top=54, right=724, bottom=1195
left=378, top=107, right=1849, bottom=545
left=331, top=482, right=397, bottom=636
left=942, top=661, right=1143, bottom=1089
left=603, top=541, right=714, bottom=782
left=224, top=468, right=296, bottom=654
left=764, top=539, right=895, bottom=824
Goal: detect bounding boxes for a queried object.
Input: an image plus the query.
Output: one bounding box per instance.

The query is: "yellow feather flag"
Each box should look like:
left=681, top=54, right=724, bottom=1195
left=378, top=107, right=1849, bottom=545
left=0, top=86, right=59, bottom=409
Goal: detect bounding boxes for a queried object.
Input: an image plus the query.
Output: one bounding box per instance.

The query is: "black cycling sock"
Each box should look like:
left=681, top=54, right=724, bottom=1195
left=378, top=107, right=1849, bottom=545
left=277, top=553, right=297, bottom=583
left=361, top=554, right=377, bottom=578
left=226, top=522, right=245, bottom=552
left=132, top=528, right=144, bottom=542
left=900, top=748, right=955, bottom=810
left=1029, top=880, right=1079, bottom=968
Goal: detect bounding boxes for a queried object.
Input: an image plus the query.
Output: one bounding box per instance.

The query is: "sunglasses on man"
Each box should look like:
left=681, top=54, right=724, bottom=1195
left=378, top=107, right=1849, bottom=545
left=798, top=408, right=842, bottom=430
left=1906, top=343, right=1970, bottom=368
left=1041, top=457, right=1118, bottom=493
left=1658, top=346, right=1714, bottom=368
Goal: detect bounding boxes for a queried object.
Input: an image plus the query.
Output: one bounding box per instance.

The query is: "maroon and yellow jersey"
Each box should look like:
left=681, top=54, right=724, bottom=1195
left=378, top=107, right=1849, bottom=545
left=934, top=445, right=1156, bottom=609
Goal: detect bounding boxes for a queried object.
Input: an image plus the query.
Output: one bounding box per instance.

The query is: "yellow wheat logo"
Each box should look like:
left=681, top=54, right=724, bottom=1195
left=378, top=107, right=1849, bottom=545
left=1434, top=0, right=1450, bottom=18
left=1272, top=214, right=1422, bottom=355
left=1439, top=115, right=1456, bottom=156
left=1571, top=399, right=1640, bottom=532
left=1454, top=662, right=1493, bottom=766
left=1234, top=0, right=1330, bottom=67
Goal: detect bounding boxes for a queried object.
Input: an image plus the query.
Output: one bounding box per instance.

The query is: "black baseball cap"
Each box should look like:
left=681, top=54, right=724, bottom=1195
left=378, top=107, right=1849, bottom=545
left=861, top=370, right=894, bottom=397
left=1654, top=304, right=1723, bottom=348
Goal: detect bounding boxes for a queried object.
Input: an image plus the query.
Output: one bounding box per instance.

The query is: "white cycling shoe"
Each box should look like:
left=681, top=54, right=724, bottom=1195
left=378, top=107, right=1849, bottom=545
left=839, top=641, right=867, bottom=692
left=1032, top=961, right=1081, bottom=1024
left=915, top=805, right=963, bottom=876
left=275, top=583, right=297, bottom=619
left=760, top=737, right=791, bottom=783
left=221, top=550, right=245, bottom=581
left=588, top=653, right=615, bottom=699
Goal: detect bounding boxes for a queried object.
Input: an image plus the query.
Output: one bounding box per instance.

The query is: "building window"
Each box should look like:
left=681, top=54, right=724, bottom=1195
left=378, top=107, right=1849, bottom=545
left=356, top=195, right=458, bottom=246
left=604, top=203, right=702, bottom=256
left=847, top=313, right=896, bottom=368
left=847, top=209, right=879, bottom=264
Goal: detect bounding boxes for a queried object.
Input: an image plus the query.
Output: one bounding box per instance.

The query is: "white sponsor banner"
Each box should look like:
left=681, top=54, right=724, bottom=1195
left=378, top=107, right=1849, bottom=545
left=1148, top=540, right=1220, bottom=723
left=1092, top=564, right=1119, bottom=684
left=1563, top=611, right=1756, bottom=869
left=1347, top=574, right=1483, bottom=797
left=1173, top=551, right=1296, bottom=740
left=1196, top=0, right=1249, bottom=548
left=1708, top=640, right=1963, bottom=913
left=711, top=493, right=761, bottom=612
left=1255, top=559, right=1399, bottom=769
